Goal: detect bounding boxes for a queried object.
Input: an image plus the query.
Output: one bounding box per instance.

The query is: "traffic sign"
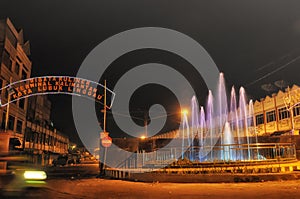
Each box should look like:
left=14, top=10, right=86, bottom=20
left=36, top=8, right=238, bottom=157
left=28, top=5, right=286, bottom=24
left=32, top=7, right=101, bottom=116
left=101, top=135, right=112, bottom=148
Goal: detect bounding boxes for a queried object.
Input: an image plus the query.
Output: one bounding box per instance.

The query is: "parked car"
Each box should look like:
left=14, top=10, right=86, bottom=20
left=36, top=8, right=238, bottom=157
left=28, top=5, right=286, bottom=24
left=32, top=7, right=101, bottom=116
left=52, top=154, right=79, bottom=166
left=52, top=155, right=68, bottom=166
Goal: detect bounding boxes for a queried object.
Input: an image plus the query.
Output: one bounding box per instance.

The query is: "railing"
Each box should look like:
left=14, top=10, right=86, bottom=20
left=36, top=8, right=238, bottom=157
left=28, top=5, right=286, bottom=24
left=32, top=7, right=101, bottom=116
left=116, top=143, right=296, bottom=169
left=183, top=143, right=296, bottom=163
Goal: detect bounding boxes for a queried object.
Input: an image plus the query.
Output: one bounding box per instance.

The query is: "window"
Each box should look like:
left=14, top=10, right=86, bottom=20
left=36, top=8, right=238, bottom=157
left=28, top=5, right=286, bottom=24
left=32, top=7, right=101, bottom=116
left=45, top=135, right=49, bottom=145
left=256, top=114, right=264, bottom=125
left=15, top=62, right=20, bottom=75
left=1, top=112, right=6, bottom=129
left=42, top=133, right=46, bottom=144
left=34, top=132, right=38, bottom=144
left=278, top=107, right=290, bottom=120
left=2, top=49, right=12, bottom=70
left=293, top=104, right=300, bottom=117
left=16, top=120, right=23, bottom=133
left=19, top=98, right=25, bottom=109
left=21, top=70, right=27, bottom=79
left=25, top=128, right=33, bottom=142
left=39, top=133, right=43, bottom=144
left=8, top=115, right=15, bottom=130
left=266, top=110, right=276, bottom=123
left=49, top=136, right=53, bottom=146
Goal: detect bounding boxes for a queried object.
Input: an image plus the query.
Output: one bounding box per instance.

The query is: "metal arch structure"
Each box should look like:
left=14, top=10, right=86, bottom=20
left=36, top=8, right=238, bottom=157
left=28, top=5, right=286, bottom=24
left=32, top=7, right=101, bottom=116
left=0, top=76, right=116, bottom=108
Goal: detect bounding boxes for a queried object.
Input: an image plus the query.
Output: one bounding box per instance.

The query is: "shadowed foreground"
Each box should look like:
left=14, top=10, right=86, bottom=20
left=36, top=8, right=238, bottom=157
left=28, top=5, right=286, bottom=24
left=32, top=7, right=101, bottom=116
left=21, top=178, right=300, bottom=199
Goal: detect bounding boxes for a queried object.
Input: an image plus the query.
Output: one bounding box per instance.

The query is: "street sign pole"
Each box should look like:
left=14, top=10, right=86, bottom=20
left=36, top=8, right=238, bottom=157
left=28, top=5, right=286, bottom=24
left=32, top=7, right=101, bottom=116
left=103, top=80, right=107, bottom=174
left=99, top=80, right=108, bottom=176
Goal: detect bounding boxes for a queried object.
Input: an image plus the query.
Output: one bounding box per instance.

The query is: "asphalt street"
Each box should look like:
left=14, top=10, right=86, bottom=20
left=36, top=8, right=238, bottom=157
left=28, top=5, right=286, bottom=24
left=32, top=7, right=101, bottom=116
left=22, top=178, right=300, bottom=199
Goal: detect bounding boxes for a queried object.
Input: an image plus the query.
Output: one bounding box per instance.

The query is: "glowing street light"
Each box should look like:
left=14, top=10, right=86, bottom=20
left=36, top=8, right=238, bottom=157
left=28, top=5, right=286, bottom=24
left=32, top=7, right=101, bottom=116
left=140, top=135, right=146, bottom=140
left=181, top=109, right=189, bottom=115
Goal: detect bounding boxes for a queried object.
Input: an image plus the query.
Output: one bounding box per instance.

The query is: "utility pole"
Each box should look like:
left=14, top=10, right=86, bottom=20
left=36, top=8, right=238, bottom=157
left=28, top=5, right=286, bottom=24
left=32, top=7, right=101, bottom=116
left=103, top=80, right=107, bottom=133
left=103, top=80, right=108, bottom=171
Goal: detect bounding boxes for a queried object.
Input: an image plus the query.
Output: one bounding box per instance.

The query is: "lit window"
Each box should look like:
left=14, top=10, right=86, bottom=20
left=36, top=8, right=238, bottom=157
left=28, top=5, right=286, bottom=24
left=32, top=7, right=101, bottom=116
left=293, top=104, right=300, bottom=116
left=256, top=114, right=264, bottom=125
left=278, top=107, right=290, bottom=120
left=266, top=110, right=276, bottom=123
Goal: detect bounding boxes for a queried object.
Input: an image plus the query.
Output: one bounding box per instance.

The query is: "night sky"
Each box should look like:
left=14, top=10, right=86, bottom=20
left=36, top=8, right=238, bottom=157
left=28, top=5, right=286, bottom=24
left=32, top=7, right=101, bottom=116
left=1, top=0, right=300, bottom=144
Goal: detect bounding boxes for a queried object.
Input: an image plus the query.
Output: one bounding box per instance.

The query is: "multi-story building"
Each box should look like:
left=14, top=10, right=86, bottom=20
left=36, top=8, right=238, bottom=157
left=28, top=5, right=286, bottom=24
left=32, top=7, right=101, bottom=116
left=0, top=18, right=70, bottom=166
left=254, top=84, right=300, bottom=135
left=24, top=95, right=69, bottom=165
left=0, top=18, right=31, bottom=149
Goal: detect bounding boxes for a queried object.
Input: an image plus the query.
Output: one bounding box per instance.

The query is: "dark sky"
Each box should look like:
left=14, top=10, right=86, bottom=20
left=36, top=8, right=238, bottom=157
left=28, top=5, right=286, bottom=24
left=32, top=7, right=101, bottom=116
left=1, top=0, right=300, bottom=144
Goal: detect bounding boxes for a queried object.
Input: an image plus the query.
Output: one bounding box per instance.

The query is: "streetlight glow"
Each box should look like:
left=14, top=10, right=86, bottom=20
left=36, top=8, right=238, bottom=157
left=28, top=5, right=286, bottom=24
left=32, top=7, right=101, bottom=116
left=140, top=135, right=146, bottom=140
left=181, top=109, right=189, bottom=115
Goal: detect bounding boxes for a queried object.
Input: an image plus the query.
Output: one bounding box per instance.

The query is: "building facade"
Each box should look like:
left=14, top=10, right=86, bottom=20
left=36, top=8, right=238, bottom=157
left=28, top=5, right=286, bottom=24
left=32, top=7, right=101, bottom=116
left=0, top=18, right=69, bottom=166
left=0, top=18, right=31, bottom=148
left=24, top=95, right=69, bottom=165
left=254, top=84, right=300, bottom=135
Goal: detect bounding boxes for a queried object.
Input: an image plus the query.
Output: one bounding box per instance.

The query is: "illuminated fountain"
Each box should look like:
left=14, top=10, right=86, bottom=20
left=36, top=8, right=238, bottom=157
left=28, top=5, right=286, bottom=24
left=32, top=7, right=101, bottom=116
left=114, top=72, right=297, bottom=178
left=113, top=72, right=297, bottom=179
left=181, top=73, right=259, bottom=162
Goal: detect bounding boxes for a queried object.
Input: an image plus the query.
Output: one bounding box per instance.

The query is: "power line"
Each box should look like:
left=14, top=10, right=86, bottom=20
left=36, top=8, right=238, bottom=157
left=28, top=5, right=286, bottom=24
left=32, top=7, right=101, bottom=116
left=246, top=54, right=300, bottom=87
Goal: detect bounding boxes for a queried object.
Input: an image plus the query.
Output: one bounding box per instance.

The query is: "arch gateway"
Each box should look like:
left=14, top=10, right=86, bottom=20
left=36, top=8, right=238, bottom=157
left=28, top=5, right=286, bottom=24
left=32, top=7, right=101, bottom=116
left=0, top=76, right=115, bottom=108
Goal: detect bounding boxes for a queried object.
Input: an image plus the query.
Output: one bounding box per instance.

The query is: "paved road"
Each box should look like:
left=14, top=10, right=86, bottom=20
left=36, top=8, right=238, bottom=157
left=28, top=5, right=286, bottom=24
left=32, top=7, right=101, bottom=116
left=20, top=178, right=300, bottom=199
left=3, top=164, right=300, bottom=198
left=45, top=163, right=99, bottom=178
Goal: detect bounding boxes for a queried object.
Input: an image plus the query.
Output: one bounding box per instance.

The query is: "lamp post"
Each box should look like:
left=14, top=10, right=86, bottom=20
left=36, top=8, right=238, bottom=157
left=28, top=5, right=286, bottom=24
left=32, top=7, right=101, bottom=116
left=180, top=109, right=189, bottom=159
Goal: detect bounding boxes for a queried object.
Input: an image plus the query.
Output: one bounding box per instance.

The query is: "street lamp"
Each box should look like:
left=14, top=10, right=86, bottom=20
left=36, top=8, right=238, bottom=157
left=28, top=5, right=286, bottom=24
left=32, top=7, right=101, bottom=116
left=181, top=109, right=189, bottom=116
left=140, top=135, right=146, bottom=140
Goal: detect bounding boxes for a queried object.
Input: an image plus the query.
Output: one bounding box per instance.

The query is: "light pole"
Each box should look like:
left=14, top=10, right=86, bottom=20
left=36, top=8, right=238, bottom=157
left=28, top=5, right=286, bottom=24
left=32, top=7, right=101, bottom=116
left=181, top=109, right=189, bottom=159
left=144, top=113, right=148, bottom=138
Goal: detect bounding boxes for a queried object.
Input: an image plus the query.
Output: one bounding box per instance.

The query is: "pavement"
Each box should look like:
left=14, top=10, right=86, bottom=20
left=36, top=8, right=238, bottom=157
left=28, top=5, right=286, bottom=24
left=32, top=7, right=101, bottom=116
left=45, top=163, right=99, bottom=178
left=2, top=163, right=300, bottom=198
left=21, top=177, right=300, bottom=199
